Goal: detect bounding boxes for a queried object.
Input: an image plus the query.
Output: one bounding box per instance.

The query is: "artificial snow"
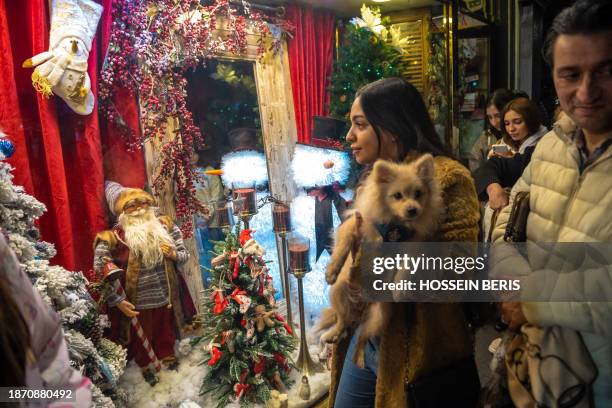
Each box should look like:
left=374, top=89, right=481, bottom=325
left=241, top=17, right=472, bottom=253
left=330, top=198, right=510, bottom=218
left=119, top=331, right=331, bottom=408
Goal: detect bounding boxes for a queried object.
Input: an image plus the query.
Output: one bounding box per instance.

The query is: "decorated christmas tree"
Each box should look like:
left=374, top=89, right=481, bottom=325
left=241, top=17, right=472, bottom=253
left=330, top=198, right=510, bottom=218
left=195, top=225, right=296, bottom=408
left=328, top=5, right=408, bottom=123
left=0, top=135, right=127, bottom=407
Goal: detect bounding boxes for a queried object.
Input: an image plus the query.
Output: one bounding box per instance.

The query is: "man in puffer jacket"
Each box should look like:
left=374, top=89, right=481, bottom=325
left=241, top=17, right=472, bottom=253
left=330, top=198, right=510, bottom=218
left=492, top=0, right=612, bottom=405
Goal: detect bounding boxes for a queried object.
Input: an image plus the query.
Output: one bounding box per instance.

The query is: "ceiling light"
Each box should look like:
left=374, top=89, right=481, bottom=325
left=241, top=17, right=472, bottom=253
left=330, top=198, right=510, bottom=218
left=372, top=0, right=391, bottom=3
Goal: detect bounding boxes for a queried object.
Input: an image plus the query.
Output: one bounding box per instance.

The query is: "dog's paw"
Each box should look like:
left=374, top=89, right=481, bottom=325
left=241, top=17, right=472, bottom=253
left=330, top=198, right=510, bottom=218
left=325, top=269, right=338, bottom=285
left=321, top=329, right=343, bottom=344
left=352, top=348, right=366, bottom=368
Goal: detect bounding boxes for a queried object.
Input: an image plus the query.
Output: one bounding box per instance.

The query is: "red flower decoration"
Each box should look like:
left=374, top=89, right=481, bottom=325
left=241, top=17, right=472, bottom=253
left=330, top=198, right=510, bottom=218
left=208, top=346, right=222, bottom=366
left=212, top=290, right=228, bottom=315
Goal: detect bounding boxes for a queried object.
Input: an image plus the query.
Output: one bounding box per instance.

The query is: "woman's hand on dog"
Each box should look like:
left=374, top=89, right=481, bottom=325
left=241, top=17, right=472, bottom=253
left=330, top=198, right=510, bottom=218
left=325, top=212, right=364, bottom=285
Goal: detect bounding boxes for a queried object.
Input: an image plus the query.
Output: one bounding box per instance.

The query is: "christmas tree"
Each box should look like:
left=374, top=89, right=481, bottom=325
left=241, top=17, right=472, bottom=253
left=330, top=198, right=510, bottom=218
left=0, top=135, right=127, bottom=407
left=195, top=225, right=296, bottom=408
left=328, top=5, right=408, bottom=124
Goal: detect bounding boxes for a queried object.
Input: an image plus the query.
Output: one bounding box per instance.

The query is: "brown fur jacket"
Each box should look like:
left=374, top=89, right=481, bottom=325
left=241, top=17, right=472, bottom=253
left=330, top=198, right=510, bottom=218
left=328, top=155, right=480, bottom=408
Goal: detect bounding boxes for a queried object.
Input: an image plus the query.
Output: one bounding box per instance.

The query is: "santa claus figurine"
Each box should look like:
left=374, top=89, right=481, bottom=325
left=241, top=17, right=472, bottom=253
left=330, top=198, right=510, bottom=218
left=93, top=181, right=195, bottom=385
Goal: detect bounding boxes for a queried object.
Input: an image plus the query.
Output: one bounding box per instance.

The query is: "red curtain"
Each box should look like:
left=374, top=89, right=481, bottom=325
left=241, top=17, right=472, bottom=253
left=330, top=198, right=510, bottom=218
left=286, top=5, right=336, bottom=144
left=0, top=0, right=145, bottom=273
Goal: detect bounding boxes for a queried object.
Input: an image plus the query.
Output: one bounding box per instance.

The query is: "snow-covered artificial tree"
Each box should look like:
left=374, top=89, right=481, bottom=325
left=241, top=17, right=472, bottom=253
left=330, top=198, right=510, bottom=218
left=0, top=136, right=127, bottom=407
left=195, top=225, right=296, bottom=408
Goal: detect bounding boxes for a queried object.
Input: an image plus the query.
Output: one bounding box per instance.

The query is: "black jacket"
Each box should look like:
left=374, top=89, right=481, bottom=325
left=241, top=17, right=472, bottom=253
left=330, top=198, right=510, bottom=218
left=473, top=146, right=535, bottom=201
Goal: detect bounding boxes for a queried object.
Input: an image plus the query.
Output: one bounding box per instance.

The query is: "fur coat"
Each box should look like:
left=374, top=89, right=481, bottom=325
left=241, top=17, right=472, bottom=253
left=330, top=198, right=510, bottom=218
left=328, top=155, right=480, bottom=408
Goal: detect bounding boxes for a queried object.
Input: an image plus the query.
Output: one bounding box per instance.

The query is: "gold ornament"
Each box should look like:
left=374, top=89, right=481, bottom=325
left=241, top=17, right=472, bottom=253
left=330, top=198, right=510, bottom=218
left=298, top=375, right=311, bottom=400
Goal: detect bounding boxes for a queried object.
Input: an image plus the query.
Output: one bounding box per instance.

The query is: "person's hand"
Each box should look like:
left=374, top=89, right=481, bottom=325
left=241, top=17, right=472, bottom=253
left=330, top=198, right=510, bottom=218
left=160, top=243, right=178, bottom=260
left=487, top=183, right=509, bottom=210
left=500, top=301, right=527, bottom=330
left=117, top=300, right=139, bottom=318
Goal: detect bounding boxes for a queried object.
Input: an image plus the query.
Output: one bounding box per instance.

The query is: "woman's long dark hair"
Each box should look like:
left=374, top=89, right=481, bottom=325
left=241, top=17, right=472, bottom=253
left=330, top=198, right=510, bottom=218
left=355, top=77, right=449, bottom=160
left=0, top=278, right=31, bottom=386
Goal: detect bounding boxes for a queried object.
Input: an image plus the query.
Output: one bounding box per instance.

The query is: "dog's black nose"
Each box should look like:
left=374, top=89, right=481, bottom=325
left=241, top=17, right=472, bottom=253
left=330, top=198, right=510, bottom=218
left=406, top=207, right=418, bottom=218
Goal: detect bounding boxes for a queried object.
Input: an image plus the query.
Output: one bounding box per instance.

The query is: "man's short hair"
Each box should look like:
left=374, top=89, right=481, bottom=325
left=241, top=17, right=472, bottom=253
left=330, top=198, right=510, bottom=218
left=542, top=0, right=612, bottom=67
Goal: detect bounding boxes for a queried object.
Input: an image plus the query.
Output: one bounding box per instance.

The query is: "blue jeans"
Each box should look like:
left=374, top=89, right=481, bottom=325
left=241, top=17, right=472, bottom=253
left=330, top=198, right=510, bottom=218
left=334, top=331, right=380, bottom=408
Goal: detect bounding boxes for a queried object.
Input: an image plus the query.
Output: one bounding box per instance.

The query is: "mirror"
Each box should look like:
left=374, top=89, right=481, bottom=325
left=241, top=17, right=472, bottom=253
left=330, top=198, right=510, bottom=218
left=185, top=59, right=284, bottom=297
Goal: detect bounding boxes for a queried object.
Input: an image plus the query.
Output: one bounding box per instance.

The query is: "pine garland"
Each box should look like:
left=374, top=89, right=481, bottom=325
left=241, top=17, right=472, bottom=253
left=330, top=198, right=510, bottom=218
left=194, top=224, right=296, bottom=408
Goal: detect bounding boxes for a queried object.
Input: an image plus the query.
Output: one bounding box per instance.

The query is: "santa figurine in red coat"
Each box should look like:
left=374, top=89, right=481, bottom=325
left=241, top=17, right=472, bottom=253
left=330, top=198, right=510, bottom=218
left=93, top=181, right=196, bottom=385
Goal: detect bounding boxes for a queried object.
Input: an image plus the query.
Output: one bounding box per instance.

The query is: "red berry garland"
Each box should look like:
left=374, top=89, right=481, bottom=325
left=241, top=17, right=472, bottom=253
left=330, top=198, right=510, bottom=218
left=99, top=0, right=293, bottom=236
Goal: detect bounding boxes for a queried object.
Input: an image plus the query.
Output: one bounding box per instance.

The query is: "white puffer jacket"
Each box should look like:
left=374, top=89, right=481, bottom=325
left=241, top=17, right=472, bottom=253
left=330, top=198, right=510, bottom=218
left=493, top=116, right=612, bottom=405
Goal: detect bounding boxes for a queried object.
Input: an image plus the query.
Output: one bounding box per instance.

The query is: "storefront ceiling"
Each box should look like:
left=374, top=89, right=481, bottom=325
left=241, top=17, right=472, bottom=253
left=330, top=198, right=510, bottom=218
left=259, top=0, right=442, bottom=17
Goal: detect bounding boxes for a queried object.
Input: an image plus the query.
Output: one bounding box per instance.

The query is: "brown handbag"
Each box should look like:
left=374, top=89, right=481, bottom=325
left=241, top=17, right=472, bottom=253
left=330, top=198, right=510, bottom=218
left=504, top=191, right=530, bottom=242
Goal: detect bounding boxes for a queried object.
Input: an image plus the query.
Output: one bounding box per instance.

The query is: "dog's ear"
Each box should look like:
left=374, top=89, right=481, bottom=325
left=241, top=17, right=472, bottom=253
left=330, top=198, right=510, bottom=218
left=372, top=160, right=396, bottom=183
left=414, top=154, right=434, bottom=181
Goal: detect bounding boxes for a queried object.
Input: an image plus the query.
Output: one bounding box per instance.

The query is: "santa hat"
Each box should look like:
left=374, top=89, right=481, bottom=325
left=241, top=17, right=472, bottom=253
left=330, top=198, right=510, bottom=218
left=105, top=180, right=155, bottom=216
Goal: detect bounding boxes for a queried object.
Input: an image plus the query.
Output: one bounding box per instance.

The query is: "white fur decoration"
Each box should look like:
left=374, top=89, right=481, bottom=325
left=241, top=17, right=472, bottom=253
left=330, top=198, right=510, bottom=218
left=290, top=145, right=350, bottom=189
left=220, top=150, right=268, bottom=187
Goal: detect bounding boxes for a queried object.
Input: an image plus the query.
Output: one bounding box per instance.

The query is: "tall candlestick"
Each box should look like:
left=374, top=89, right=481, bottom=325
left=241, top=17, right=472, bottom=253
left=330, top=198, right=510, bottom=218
left=272, top=202, right=291, bottom=233
left=288, top=243, right=310, bottom=273
left=287, top=234, right=323, bottom=376
left=233, top=188, right=257, bottom=216
left=273, top=201, right=294, bottom=332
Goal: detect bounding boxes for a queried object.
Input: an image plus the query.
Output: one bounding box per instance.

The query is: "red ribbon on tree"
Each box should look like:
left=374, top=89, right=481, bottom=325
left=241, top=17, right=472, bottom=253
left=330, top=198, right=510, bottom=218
left=230, top=288, right=247, bottom=304
left=253, top=357, right=267, bottom=374
left=273, top=352, right=289, bottom=372
left=275, top=313, right=293, bottom=335
left=240, top=368, right=249, bottom=383
left=213, top=290, right=229, bottom=314
left=208, top=345, right=222, bottom=366
left=234, top=382, right=251, bottom=399
left=220, top=330, right=232, bottom=345
left=229, top=252, right=240, bottom=282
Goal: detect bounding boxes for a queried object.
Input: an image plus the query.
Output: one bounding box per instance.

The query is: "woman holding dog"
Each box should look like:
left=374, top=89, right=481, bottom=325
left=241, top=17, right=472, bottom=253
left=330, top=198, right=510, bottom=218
left=329, top=77, right=481, bottom=407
